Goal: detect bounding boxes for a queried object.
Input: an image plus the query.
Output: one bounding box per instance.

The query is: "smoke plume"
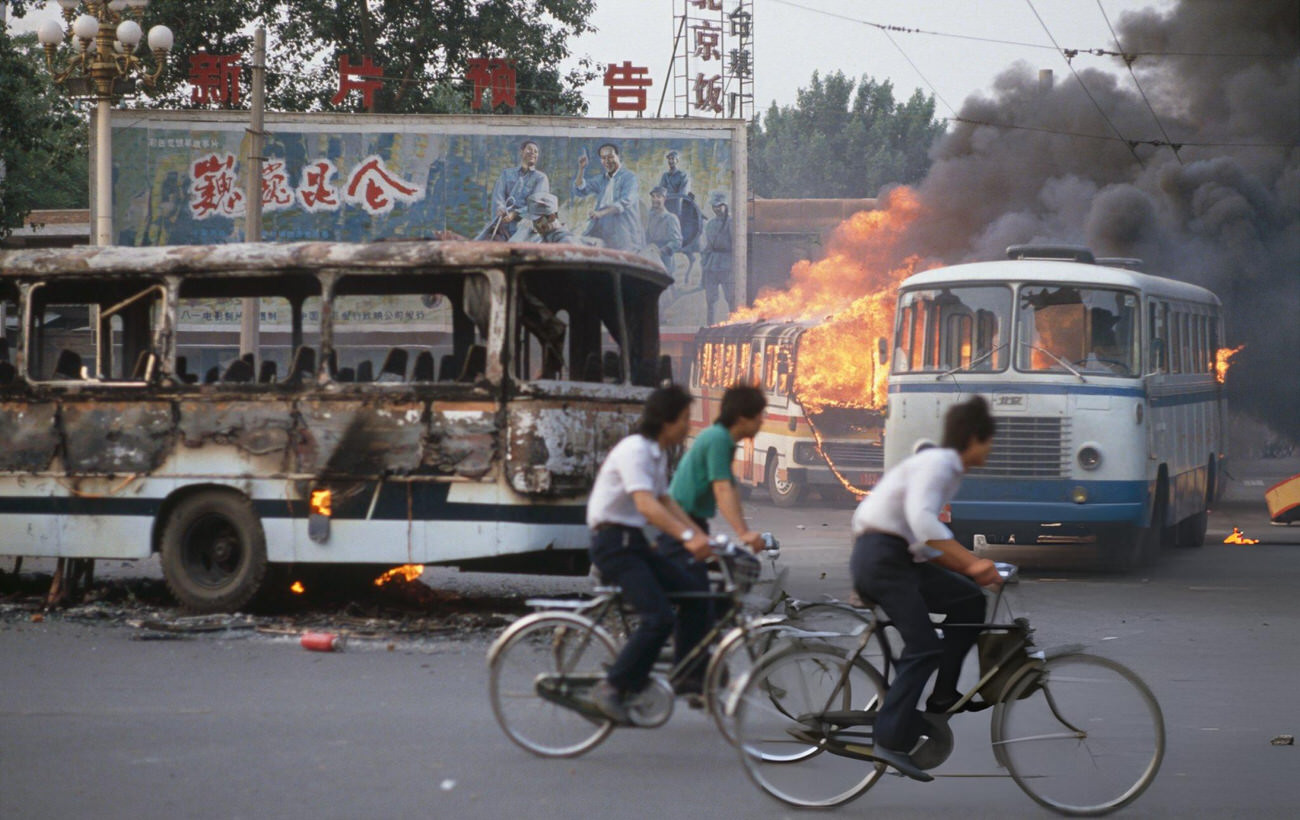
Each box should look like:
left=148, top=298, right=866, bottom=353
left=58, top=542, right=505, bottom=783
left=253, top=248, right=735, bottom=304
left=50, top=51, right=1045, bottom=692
left=895, top=0, right=1299, bottom=440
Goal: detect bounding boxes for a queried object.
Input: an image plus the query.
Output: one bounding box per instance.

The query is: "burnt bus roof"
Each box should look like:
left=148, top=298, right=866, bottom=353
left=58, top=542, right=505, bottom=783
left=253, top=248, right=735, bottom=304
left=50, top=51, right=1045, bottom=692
left=0, top=240, right=674, bottom=290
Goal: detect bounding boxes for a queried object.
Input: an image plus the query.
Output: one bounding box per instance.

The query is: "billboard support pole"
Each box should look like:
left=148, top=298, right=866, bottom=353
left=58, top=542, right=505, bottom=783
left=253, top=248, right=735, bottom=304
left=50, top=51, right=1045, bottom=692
left=241, top=26, right=266, bottom=360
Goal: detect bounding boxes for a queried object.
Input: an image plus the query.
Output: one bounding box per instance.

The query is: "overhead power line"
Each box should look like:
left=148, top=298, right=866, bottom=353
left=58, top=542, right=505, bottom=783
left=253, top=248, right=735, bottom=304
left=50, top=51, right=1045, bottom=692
left=1095, top=0, right=1182, bottom=165
left=947, top=116, right=1297, bottom=150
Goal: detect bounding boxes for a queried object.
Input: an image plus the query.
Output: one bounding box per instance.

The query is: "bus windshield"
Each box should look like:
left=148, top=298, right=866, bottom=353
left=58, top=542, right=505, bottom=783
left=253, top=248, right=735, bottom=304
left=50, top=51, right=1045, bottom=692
left=1016, top=286, right=1139, bottom=376
left=892, top=285, right=1011, bottom=374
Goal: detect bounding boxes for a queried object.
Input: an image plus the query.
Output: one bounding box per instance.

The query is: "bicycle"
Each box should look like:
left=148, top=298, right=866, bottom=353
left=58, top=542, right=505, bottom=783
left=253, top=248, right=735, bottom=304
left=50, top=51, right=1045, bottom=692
left=728, top=562, right=1165, bottom=815
left=487, top=534, right=776, bottom=757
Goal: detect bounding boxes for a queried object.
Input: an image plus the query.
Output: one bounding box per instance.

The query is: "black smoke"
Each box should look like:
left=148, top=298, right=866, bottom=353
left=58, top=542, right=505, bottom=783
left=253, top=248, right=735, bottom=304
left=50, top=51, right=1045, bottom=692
left=898, top=0, right=1300, bottom=441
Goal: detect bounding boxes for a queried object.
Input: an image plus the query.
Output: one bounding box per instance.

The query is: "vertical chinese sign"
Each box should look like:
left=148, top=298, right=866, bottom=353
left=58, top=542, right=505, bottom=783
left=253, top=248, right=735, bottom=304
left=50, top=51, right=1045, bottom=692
left=671, top=0, right=753, bottom=119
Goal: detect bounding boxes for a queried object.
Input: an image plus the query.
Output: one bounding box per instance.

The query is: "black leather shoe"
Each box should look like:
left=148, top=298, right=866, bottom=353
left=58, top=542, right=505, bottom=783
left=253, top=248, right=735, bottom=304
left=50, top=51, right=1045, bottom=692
left=870, top=746, right=935, bottom=782
left=590, top=680, right=631, bottom=725
left=925, top=695, right=993, bottom=715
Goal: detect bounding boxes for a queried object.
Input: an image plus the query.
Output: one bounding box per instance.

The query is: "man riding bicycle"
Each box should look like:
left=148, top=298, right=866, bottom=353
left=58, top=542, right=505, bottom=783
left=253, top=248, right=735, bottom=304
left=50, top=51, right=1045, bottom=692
left=586, top=384, right=713, bottom=724
left=849, top=395, right=1002, bottom=781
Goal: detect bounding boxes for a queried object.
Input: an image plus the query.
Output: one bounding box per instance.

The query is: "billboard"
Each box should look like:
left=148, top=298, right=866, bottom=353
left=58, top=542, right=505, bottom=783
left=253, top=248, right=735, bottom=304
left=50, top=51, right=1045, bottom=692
left=104, top=111, right=746, bottom=331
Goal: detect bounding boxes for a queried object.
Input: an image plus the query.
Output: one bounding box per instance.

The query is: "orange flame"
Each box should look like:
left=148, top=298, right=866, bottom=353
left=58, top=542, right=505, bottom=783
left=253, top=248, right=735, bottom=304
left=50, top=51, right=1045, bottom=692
left=290, top=581, right=305, bottom=594
left=1223, top=527, right=1259, bottom=545
left=1215, top=345, right=1244, bottom=384
left=727, top=187, right=935, bottom=411
left=374, top=564, right=425, bottom=586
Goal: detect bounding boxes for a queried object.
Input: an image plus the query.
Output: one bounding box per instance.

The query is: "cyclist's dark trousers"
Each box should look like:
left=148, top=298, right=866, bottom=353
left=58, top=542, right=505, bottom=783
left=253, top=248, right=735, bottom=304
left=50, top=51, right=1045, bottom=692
left=851, top=531, right=986, bottom=751
left=654, top=514, right=720, bottom=686
left=590, top=525, right=710, bottom=694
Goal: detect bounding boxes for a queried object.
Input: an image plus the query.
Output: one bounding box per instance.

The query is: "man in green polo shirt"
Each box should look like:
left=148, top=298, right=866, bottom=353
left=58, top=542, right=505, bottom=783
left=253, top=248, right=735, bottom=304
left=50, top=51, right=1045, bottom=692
left=657, top=384, right=767, bottom=699
left=669, top=383, right=768, bottom=550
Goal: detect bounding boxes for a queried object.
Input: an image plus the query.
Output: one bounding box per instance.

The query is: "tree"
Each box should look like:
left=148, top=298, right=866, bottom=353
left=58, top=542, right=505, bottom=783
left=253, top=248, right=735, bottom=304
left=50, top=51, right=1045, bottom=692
left=0, top=30, right=88, bottom=237
left=748, top=71, right=945, bottom=199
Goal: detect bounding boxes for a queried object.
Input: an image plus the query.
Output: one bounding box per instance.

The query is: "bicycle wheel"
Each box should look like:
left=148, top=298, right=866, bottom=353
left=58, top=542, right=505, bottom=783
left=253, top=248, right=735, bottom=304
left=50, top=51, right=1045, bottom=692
left=732, top=644, right=888, bottom=808
left=992, top=652, right=1165, bottom=816
left=704, top=608, right=885, bottom=745
left=787, top=602, right=889, bottom=678
left=487, top=613, right=618, bottom=758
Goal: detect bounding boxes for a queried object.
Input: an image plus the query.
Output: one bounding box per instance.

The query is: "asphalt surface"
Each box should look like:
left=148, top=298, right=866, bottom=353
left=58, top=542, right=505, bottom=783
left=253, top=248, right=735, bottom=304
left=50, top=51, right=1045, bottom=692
left=2, top=476, right=1298, bottom=819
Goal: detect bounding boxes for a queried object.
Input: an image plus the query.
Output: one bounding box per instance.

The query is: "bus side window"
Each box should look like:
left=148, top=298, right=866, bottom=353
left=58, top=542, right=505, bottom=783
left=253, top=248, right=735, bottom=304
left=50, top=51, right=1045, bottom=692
left=1149, top=300, right=1167, bottom=373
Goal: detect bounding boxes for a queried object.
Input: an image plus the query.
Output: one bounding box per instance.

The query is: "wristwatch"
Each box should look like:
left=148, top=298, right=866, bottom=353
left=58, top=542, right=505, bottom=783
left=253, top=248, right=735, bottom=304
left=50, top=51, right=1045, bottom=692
left=680, top=528, right=696, bottom=542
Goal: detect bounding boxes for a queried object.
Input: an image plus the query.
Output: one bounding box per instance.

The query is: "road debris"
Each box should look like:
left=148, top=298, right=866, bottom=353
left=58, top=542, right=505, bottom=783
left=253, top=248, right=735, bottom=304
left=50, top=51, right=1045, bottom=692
left=1271, top=735, right=1294, bottom=746
left=301, top=632, right=346, bottom=652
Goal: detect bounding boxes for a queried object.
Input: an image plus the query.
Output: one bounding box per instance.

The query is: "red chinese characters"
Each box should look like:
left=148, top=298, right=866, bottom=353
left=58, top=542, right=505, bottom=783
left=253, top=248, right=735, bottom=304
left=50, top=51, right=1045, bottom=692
left=693, top=73, right=724, bottom=114
left=331, top=55, right=383, bottom=109
left=689, top=0, right=723, bottom=9
left=692, top=22, right=721, bottom=62
left=260, top=160, right=294, bottom=211
left=295, top=160, right=341, bottom=213
left=343, top=155, right=424, bottom=215
left=466, top=58, right=517, bottom=110
left=190, top=153, right=244, bottom=219
left=603, top=61, right=653, bottom=113
left=189, top=53, right=242, bottom=106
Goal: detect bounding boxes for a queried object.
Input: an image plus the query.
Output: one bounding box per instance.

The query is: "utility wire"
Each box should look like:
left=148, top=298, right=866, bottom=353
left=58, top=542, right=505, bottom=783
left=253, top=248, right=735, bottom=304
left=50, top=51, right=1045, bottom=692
left=948, top=116, right=1296, bottom=149
left=1095, top=0, right=1183, bottom=164
left=763, top=0, right=1290, bottom=60
left=1024, top=0, right=1144, bottom=167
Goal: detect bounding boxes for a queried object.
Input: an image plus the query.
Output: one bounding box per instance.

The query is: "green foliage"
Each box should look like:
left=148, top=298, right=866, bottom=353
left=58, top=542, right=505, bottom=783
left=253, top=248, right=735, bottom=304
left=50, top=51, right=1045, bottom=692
left=118, top=0, right=597, bottom=115
left=0, top=31, right=88, bottom=235
left=748, top=71, right=946, bottom=199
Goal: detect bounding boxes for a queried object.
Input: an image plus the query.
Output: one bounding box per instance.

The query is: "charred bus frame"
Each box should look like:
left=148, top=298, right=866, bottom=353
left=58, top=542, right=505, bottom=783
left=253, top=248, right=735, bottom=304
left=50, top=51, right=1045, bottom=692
left=0, top=241, right=672, bottom=611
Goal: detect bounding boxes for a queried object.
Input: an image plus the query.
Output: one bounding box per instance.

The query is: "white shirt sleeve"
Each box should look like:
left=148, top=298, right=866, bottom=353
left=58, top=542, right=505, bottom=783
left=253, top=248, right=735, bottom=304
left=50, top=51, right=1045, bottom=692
left=620, top=439, right=659, bottom=495
left=903, top=456, right=958, bottom=546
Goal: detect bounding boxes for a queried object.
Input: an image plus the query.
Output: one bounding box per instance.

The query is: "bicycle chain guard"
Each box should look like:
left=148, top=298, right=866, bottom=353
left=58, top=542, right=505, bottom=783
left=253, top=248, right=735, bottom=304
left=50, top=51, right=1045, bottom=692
left=911, top=712, right=955, bottom=770
left=626, top=674, right=675, bottom=728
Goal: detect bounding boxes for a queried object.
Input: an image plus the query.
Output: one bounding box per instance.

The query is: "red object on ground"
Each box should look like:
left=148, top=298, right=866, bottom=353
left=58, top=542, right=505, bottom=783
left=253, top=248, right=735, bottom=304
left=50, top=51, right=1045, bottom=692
left=300, top=632, right=345, bottom=652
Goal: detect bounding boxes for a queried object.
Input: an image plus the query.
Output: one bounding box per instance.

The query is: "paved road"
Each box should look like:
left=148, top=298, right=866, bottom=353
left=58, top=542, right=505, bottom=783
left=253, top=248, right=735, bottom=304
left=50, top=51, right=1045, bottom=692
left=2, top=499, right=1298, bottom=819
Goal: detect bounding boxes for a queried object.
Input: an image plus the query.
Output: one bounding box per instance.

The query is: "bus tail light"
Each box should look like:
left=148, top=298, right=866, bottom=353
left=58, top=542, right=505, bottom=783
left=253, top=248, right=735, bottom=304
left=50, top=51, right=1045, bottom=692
left=309, top=489, right=331, bottom=543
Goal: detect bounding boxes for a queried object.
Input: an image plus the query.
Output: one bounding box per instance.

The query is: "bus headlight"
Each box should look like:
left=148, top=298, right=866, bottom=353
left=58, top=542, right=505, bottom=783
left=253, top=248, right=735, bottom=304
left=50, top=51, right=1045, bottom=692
left=1077, top=445, right=1102, bottom=470
left=1071, top=486, right=1089, bottom=504
left=793, top=441, right=819, bottom=464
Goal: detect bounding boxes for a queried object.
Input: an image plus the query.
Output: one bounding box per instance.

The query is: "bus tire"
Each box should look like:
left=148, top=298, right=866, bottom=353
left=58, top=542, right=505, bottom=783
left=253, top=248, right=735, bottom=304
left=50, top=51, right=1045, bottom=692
left=160, top=491, right=268, bottom=613
left=1176, top=511, right=1208, bottom=548
left=766, top=455, right=805, bottom=508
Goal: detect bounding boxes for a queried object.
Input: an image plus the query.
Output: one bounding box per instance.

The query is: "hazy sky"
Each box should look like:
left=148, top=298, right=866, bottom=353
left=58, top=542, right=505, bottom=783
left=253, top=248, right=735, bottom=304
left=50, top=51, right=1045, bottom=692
left=8, top=0, right=1176, bottom=119
left=567, top=0, right=1177, bottom=119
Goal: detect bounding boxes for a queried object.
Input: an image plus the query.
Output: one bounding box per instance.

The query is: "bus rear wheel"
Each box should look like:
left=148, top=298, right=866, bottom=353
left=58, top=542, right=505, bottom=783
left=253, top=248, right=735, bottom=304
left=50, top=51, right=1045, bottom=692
left=1176, top=510, right=1208, bottom=548
left=160, top=491, right=268, bottom=613
left=766, top=456, right=805, bottom=508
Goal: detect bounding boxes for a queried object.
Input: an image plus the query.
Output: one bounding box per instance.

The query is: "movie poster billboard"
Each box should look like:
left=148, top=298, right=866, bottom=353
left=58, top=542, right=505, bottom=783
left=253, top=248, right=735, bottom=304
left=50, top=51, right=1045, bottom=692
left=104, top=112, right=746, bottom=333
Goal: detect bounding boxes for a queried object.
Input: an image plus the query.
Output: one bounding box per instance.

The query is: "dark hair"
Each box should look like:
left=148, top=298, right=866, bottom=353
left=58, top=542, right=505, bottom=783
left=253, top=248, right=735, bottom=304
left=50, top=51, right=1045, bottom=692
left=638, top=383, right=692, bottom=438
left=519, top=139, right=539, bottom=151
left=716, top=384, right=767, bottom=427
left=598, top=142, right=620, bottom=157
left=941, top=395, right=996, bottom=451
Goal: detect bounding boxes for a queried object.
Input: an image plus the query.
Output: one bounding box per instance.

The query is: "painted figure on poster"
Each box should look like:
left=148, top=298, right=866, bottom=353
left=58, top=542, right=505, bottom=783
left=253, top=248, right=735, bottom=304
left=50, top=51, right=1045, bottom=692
left=702, top=190, right=734, bottom=325
left=644, top=186, right=682, bottom=273
left=521, top=193, right=576, bottom=245
left=476, top=139, right=549, bottom=241
left=572, top=143, right=644, bottom=252
left=659, top=150, right=691, bottom=206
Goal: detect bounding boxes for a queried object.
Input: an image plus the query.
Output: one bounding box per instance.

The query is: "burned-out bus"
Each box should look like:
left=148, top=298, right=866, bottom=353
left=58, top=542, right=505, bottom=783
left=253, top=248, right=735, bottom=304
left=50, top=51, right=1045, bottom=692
left=0, top=241, right=671, bottom=611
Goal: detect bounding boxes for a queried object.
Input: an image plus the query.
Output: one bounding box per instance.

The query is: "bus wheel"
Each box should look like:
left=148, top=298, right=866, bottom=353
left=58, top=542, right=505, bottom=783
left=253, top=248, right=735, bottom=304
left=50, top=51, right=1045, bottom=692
left=160, top=491, right=268, bottom=613
left=1176, top=510, right=1208, bottom=548
left=766, top=458, right=805, bottom=508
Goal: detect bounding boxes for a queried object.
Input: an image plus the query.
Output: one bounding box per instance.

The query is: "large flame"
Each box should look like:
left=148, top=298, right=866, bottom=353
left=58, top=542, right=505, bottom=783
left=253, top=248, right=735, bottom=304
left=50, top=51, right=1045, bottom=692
left=728, top=187, right=934, bottom=411
left=1215, top=345, right=1244, bottom=384
left=1223, top=527, right=1259, bottom=545
left=374, top=564, right=425, bottom=586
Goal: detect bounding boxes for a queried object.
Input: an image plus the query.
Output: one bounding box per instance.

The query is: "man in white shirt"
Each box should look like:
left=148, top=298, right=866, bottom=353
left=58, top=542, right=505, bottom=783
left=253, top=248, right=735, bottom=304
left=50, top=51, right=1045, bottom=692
left=586, top=384, right=712, bottom=724
left=849, top=395, right=1001, bottom=781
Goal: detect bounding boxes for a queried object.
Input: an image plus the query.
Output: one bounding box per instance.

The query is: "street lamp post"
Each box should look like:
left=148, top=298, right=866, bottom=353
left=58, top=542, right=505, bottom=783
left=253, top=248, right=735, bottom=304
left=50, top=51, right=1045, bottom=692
left=37, top=0, right=172, bottom=247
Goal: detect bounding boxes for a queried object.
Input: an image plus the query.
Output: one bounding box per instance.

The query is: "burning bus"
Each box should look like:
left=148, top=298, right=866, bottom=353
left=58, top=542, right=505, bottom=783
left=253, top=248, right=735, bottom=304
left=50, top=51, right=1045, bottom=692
left=688, top=320, right=886, bottom=506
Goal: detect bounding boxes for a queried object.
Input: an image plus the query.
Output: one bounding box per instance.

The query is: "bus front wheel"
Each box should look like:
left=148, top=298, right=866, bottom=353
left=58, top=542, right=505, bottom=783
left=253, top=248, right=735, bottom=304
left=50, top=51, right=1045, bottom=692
left=160, top=491, right=268, bottom=613
left=766, top=457, right=805, bottom=507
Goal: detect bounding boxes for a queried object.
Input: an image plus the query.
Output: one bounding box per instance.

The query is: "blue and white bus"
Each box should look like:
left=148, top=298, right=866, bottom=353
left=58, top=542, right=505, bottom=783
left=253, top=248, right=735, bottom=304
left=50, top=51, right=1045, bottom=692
left=884, top=245, right=1226, bottom=568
